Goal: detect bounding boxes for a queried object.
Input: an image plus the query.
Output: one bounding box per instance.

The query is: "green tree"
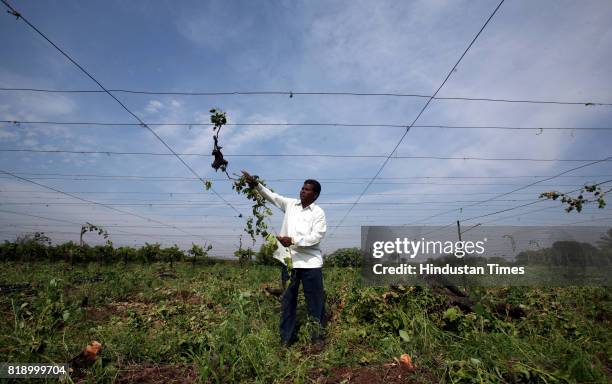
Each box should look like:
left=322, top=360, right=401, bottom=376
left=117, top=246, right=137, bottom=264
left=14, top=232, right=50, bottom=261
left=93, top=241, right=115, bottom=264
left=162, top=245, right=184, bottom=267
left=138, top=242, right=161, bottom=263
left=188, top=243, right=213, bottom=265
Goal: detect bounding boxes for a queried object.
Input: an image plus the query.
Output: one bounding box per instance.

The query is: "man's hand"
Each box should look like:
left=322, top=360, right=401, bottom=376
left=277, top=236, right=293, bottom=247
left=241, top=170, right=258, bottom=188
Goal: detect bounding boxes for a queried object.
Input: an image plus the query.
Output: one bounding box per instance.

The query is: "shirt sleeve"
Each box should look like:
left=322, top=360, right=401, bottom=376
left=256, top=183, right=292, bottom=212
left=293, top=209, right=327, bottom=247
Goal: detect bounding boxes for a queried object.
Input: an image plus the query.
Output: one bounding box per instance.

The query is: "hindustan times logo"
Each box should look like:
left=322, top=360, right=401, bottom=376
left=372, top=238, right=487, bottom=259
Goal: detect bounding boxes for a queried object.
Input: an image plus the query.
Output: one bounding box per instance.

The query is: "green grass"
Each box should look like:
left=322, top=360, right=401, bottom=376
left=0, top=261, right=610, bottom=383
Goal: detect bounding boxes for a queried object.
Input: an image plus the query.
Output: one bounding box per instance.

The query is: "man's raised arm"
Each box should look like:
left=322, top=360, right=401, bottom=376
left=241, top=170, right=291, bottom=212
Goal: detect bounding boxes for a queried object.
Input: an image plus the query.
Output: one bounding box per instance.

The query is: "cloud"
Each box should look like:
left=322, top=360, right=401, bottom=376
left=0, top=75, right=77, bottom=145
left=0, top=127, right=18, bottom=141
left=177, top=1, right=255, bottom=48
left=221, top=116, right=291, bottom=153
left=296, top=0, right=466, bottom=93
left=145, top=100, right=164, bottom=114
left=0, top=94, right=76, bottom=121
left=21, top=138, right=38, bottom=147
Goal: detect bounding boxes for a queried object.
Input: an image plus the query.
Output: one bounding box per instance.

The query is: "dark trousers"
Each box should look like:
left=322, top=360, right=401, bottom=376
left=280, top=267, right=325, bottom=345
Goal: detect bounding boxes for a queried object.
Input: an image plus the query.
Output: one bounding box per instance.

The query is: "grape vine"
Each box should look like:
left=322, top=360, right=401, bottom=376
left=540, top=184, right=609, bottom=212
left=232, top=174, right=274, bottom=241
left=80, top=222, right=109, bottom=246
left=203, top=109, right=275, bottom=243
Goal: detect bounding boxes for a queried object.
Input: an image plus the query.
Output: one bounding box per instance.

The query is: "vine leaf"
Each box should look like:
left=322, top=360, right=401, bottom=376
left=232, top=174, right=274, bottom=242
left=540, top=184, right=609, bottom=212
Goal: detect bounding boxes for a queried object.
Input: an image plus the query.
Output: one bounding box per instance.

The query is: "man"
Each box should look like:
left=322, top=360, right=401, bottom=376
left=241, top=170, right=327, bottom=347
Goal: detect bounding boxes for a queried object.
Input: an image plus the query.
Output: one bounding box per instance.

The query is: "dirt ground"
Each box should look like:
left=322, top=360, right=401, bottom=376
left=310, top=363, right=436, bottom=384
left=114, top=364, right=198, bottom=384
left=94, top=362, right=434, bottom=383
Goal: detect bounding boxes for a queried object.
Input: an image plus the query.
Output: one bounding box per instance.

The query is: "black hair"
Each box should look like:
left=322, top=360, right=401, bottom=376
left=304, top=179, right=321, bottom=199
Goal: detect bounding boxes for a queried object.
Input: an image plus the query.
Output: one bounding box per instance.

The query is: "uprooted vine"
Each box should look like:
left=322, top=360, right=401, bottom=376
left=204, top=109, right=275, bottom=244
left=209, top=108, right=229, bottom=177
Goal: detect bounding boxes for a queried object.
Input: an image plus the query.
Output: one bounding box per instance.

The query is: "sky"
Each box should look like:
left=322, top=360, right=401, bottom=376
left=1, top=0, right=611, bottom=258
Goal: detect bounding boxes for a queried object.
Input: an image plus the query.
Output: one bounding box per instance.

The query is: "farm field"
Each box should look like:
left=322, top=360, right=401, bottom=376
left=1, top=261, right=610, bottom=383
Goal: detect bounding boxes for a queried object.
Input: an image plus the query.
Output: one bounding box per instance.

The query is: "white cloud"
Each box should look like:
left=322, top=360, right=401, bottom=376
left=22, top=138, right=38, bottom=147
left=221, top=119, right=291, bottom=153
left=0, top=94, right=76, bottom=121
left=0, top=127, right=18, bottom=141
left=177, top=1, right=255, bottom=48
left=145, top=100, right=164, bottom=114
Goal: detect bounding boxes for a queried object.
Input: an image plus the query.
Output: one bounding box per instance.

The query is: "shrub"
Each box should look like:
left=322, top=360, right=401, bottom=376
left=14, top=232, right=50, bottom=261
left=256, top=243, right=277, bottom=265
left=188, top=243, right=213, bottom=265
left=117, top=246, right=137, bottom=263
left=234, top=248, right=255, bottom=266
left=161, top=244, right=185, bottom=267
left=0, top=240, right=18, bottom=261
left=50, top=241, right=79, bottom=263
left=92, top=241, right=115, bottom=263
left=324, top=247, right=362, bottom=267
left=138, top=242, right=161, bottom=263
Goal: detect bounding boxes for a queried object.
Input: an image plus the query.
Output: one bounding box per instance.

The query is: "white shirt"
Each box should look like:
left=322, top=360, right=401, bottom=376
left=256, top=183, right=327, bottom=268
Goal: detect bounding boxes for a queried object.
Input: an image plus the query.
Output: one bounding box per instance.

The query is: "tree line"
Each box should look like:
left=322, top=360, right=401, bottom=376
left=0, top=232, right=212, bottom=266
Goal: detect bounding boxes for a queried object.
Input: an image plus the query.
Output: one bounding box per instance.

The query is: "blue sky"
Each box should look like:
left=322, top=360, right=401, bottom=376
left=1, top=0, right=611, bottom=257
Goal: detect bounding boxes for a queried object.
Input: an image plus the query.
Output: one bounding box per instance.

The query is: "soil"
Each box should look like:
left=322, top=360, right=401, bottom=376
left=310, top=363, right=437, bottom=384
left=84, top=306, right=112, bottom=322
left=175, top=289, right=203, bottom=305
left=114, top=364, right=198, bottom=384
left=84, top=300, right=153, bottom=322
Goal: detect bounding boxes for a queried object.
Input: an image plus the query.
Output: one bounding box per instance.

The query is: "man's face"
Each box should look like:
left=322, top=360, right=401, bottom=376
left=300, top=183, right=317, bottom=206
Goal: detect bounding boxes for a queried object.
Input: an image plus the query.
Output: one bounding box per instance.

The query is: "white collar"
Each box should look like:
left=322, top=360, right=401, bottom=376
left=295, top=200, right=315, bottom=210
